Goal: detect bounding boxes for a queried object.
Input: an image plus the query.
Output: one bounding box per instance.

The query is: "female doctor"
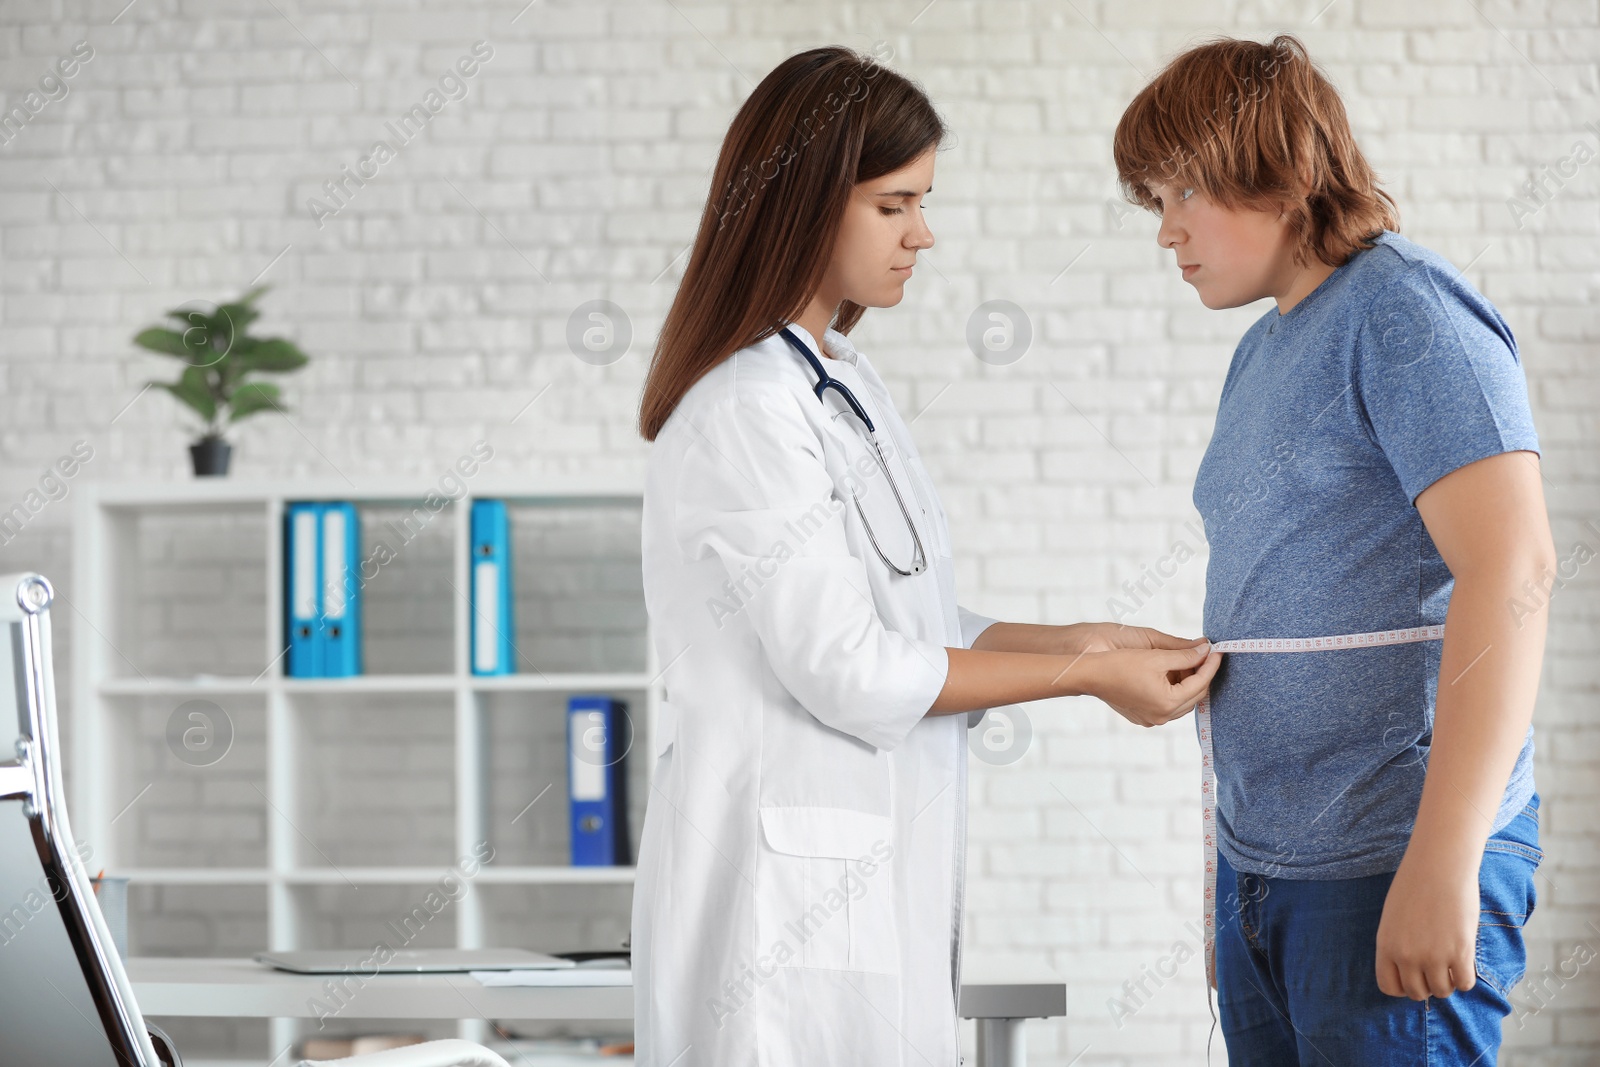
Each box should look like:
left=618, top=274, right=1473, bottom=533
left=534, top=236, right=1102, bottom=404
left=632, top=47, right=1221, bottom=1067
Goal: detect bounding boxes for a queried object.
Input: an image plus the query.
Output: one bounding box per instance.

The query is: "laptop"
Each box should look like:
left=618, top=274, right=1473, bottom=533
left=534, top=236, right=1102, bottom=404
left=254, top=948, right=575, bottom=974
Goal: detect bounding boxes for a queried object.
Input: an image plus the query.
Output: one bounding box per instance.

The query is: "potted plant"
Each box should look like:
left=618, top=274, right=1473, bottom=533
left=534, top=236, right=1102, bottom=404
left=134, top=285, right=310, bottom=476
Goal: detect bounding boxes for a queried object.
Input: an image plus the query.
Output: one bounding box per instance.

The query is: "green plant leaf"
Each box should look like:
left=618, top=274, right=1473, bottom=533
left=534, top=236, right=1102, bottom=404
left=199, top=309, right=236, bottom=354
left=214, top=301, right=258, bottom=336
left=134, top=327, right=206, bottom=360
left=227, top=380, right=283, bottom=423
left=162, top=311, right=234, bottom=359
left=213, top=286, right=270, bottom=335
left=136, top=284, right=307, bottom=437
left=214, top=358, right=248, bottom=399
left=232, top=337, right=309, bottom=374
left=149, top=365, right=217, bottom=422
left=160, top=306, right=241, bottom=352
left=181, top=364, right=220, bottom=415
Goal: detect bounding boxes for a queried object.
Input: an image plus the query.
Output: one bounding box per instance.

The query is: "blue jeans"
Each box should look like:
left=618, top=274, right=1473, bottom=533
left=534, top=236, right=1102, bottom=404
left=1216, top=794, right=1541, bottom=1066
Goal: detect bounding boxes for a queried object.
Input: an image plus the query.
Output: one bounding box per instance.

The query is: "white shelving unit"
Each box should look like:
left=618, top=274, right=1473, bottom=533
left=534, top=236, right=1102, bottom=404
left=71, top=479, right=657, bottom=1055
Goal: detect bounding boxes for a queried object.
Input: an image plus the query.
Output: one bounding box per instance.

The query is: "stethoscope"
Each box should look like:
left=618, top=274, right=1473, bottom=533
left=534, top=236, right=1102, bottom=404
left=778, top=326, right=928, bottom=577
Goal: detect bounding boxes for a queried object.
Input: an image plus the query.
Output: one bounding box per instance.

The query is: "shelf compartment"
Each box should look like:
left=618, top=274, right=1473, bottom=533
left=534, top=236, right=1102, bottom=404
left=99, top=673, right=658, bottom=696
left=344, top=499, right=459, bottom=676
left=85, top=479, right=642, bottom=507
left=127, top=883, right=272, bottom=1067
left=110, top=868, right=273, bottom=885
left=478, top=882, right=633, bottom=956
left=282, top=674, right=458, bottom=694
left=101, top=677, right=275, bottom=696
left=289, top=692, right=457, bottom=869
left=477, top=690, right=648, bottom=870
left=290, top=882, right=465, bottom=953
left=103, top=694, right=268, bottom=871
left=127, top=882, right=269, bottom=957
left=469, top=671, right=652, bottom=692
left=93, top=502, right=270, bottom=681
left=503, top=501, right=647, bottom=675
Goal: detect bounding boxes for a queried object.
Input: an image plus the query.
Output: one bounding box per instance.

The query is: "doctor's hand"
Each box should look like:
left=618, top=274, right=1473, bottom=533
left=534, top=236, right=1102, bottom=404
left=1076, top=643, right=1221, bottom=728
left=1074, top=623, right=1210, bottom=657
left=981, top=622, right=1207, bottom=657
left=935, top=630, right=1217, bottom=718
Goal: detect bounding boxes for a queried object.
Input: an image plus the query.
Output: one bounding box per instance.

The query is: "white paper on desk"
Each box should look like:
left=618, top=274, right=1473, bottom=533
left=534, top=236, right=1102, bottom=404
left=470, top=969, right=632, bottom=987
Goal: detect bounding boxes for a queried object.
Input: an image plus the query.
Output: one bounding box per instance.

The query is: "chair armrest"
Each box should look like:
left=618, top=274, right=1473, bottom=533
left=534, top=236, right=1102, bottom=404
left=296, top=1038, right=511, bottom=1067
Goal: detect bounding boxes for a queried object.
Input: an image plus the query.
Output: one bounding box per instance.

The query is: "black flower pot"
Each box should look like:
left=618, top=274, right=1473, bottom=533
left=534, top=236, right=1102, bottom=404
left=189, top=436, right=232, bottom=477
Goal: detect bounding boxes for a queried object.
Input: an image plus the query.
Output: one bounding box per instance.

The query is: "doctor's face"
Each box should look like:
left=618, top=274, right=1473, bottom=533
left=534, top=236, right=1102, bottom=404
left=825, top=147, right=936, bottom=310
left=1149, top=180, right=1298, bottom=310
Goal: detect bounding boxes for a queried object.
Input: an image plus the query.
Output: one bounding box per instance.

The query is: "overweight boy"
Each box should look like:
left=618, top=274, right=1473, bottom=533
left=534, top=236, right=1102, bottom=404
left=1113, top=34, right=1556, bottom=1064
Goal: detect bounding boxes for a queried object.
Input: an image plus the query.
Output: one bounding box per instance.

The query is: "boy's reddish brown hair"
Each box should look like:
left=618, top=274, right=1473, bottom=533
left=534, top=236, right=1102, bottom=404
left=1113, top=34, right=1399, bottom=269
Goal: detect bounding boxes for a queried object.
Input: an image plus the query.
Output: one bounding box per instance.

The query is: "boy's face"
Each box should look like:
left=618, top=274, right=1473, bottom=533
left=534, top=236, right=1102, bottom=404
left=1148, top=180, right=1300, bottom=311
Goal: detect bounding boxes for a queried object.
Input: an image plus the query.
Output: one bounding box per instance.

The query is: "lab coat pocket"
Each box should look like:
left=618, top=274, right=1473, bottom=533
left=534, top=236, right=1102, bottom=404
left=755, top=806, right=900, bottom=976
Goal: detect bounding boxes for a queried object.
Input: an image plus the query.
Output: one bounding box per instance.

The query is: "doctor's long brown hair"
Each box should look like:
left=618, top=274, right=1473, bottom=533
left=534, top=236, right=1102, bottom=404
left=637, top=46, right=947, bottom=441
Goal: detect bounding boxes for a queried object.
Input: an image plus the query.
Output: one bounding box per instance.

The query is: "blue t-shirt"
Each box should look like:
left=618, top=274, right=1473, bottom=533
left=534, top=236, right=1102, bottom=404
left=1194, top=230, right=1540, bottom=880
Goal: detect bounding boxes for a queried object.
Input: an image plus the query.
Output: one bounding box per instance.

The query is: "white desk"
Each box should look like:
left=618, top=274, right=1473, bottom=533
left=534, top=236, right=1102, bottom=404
left=127, top=958, right=1065, bottom=1067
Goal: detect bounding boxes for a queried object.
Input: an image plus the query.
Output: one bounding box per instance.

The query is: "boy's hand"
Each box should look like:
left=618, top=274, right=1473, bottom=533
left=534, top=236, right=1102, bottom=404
left=1375, top=850, right=1480, bottom=1000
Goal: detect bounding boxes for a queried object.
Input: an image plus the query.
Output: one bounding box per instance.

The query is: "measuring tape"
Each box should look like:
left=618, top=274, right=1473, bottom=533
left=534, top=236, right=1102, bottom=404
left=1199, top=624, right=1447, bottom=988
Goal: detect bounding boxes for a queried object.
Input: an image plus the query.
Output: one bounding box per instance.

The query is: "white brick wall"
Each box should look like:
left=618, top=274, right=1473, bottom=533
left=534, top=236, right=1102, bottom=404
left=1, top=0, right=1596, bottom=1062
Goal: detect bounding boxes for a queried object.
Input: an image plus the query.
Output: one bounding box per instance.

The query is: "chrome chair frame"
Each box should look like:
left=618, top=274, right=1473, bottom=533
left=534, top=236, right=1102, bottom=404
left=0, top=572, right=171, bottom=1066
left=0, top=572, right=508, bottom=1067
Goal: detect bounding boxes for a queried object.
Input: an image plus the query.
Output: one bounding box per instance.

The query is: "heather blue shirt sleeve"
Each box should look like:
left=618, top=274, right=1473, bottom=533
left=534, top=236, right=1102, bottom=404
left=1355, top=261, right=1540, bottom=504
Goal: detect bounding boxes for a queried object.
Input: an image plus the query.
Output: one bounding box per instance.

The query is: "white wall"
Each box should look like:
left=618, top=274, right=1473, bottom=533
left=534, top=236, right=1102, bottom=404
left=1, top=0, right=1595, bottom=1063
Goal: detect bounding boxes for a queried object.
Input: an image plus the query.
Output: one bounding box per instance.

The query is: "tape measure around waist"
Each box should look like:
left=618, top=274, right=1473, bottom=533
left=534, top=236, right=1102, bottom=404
left=1199, top=624, right=1446, bottom=989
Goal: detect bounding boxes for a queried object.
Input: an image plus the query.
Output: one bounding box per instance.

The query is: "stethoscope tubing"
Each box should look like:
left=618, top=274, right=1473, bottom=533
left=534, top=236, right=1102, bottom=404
left=776, top=327, right=929, bottom=577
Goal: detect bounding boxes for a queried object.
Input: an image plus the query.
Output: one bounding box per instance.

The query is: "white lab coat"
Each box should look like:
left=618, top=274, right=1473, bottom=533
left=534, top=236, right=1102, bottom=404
left=632, top=323, right=998, bottom=1067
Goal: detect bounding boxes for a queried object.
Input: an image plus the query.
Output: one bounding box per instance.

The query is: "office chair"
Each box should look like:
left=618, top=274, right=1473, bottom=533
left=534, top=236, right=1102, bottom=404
left=0, top=572, right=510, bottom=1067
